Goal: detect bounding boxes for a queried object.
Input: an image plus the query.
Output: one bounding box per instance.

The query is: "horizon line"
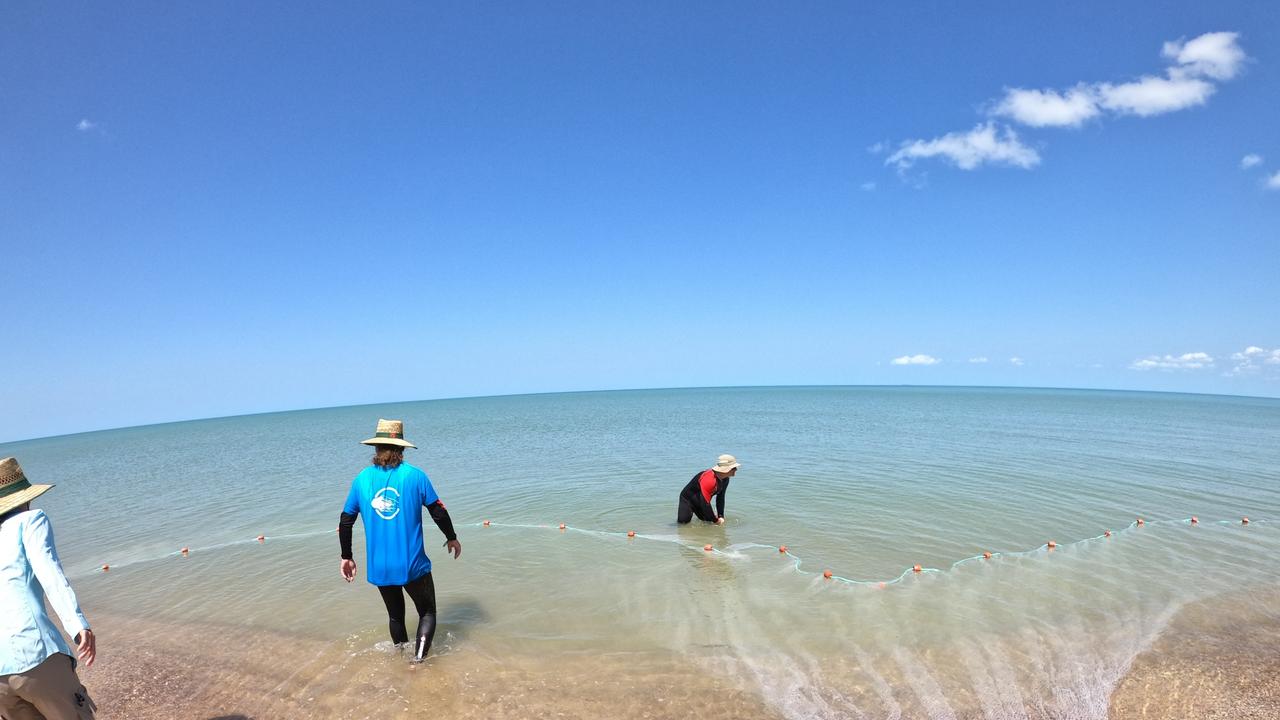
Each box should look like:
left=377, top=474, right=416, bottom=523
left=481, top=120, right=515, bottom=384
left=3, top=382, right=1277, bottom=446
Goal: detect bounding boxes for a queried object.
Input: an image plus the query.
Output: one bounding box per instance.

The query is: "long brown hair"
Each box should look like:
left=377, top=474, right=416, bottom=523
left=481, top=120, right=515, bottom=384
left=371, top=445, right=404, bottom=469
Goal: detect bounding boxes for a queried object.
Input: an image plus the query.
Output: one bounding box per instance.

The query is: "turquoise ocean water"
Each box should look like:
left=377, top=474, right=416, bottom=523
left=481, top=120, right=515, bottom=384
left=4, top=387, right=1278, bottom=718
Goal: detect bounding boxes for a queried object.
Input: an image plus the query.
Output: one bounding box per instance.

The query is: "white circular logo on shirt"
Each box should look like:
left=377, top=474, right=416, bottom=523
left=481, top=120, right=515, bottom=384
left=371, top=487, right=401, bottom=520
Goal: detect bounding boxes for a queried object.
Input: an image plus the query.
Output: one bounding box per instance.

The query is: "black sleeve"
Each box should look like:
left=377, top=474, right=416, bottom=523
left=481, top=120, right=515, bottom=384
left=339, top=511, right=358, bottom=560
left=426, top=500, right=457, bottom=542
left=693, top=492, right=716, bottom=520
left=715, top=478, right=729, bottom=518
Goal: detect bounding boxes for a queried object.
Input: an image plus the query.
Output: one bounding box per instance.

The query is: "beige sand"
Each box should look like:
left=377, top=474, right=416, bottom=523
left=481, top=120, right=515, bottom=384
left=79, top=613, right=777, bottom=720
left=78, top=586, right=1280, bottom=720
left=1108, top=586, right=1280, bottom=719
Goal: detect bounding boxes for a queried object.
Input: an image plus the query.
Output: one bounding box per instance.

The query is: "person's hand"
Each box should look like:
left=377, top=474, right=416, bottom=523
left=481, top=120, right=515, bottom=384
left=340, top=559, right=357, bottom=583
left=444, top=539, right=462, bottom=559
left=716, top=517, right=726, bottom=525
left=75, top=629, right=96, bottom=668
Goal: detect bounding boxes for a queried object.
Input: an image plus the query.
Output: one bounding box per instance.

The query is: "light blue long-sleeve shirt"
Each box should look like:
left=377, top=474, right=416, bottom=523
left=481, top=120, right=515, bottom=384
left=0, top=509, right=90, bottom=675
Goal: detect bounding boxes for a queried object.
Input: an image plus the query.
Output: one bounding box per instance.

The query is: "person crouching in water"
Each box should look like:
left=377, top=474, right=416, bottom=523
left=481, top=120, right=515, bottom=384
left=676, top=454, right=739, bottom=525
left=0, top=457, right=97, bottom=719
left=339, top=420, right=461, bottom=663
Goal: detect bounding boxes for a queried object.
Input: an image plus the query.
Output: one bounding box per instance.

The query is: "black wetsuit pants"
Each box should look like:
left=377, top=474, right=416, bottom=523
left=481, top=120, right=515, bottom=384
left=377, top=572, right=437, bottom=660
left=677, top=489, right=718, bottom=524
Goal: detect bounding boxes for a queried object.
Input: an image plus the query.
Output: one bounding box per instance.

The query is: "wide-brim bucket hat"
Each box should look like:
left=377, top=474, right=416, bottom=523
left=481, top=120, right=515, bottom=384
left=360, top=418, right=417, bottom=449
left=0, top=457, right=53, bottom=516
left=713, top=454, right=741, bottom=474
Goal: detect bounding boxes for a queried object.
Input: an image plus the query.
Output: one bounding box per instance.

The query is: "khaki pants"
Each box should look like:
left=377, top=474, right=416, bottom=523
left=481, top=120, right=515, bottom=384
left=0, top=654, right=95, bottom=720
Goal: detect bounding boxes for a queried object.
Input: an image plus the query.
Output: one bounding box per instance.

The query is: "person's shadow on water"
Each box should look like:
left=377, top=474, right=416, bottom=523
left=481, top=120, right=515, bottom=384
left=439, top=596, right=489, bottom=644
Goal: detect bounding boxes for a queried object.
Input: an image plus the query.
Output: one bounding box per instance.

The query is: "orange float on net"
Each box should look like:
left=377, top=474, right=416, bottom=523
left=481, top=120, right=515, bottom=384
left=627, top=530, right=636, bottom=538
left=982, top=551, right=992, bottom=559
left=912, top=564, right=922, bottom=573
left=1242, top=517, right=1250, bottom=525
left=823, top=570, right=833, bottom=579
left=878, top=582, right=886, bottom=589
left=703, top=544, right=713, bottom=552
left=779, top=545, right=787, bottom=553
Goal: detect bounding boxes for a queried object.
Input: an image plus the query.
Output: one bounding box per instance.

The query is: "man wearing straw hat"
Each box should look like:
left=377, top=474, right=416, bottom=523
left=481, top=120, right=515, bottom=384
left=338, top=420, right=461, bottom=664
left=677, top=454, right=740, bottom=525
left=0, top=457, right=97, bottom=720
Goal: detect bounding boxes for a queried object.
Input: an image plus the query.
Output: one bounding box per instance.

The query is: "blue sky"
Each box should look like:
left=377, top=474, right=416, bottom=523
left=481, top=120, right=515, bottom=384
left=2, top=1, right=1278, bottom=441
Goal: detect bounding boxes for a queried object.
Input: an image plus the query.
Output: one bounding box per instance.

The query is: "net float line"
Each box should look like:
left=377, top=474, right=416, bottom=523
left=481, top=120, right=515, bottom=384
left=91, top=529, right=334, bottom=576
left=464, top=516, right=1266, bottom=588
left=752, top=516, right=1266, bottom=587
left=157, top=531, right=318, bottom=558
left=90, top=516, right=1265, bottom=583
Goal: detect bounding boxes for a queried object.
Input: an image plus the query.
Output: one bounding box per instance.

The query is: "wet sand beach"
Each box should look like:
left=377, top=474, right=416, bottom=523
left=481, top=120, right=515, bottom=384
left=79, top=613, right=778, bottom=720
left=81, top=585, right=1280, bottom=720
left=1108, top=587, right=1280, bottom=719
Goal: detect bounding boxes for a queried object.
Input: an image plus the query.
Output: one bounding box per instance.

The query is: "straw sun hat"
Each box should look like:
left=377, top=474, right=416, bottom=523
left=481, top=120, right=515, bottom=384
left=360, top=419, right=417, bottom=449
left=0, top=457, right=53, bottom=516
left=713, top=454, right=741, bottom=474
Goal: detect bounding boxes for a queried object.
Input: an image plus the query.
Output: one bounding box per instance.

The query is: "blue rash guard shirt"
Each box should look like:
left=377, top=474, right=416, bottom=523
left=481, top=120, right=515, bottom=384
left=343, top=462, right=438, bottom=586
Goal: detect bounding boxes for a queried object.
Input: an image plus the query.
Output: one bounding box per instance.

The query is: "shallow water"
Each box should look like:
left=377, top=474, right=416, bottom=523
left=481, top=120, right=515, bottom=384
left=5, top=387, right=1279, bottom=718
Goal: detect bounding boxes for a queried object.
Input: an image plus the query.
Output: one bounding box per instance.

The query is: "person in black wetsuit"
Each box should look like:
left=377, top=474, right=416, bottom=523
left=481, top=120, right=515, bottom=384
left=338, top=419, right=461, bottom=664
left=677, top=454, right=740, bottom=525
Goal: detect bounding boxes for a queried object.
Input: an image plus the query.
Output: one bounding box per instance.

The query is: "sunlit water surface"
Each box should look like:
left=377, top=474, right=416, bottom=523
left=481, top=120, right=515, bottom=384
left=5, top=387, right=1278, bottom=719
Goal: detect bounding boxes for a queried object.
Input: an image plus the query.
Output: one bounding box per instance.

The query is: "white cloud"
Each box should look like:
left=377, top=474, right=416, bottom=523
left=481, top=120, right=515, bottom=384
left=968, top=357, right=989, bottom=364
left=986, top=31, right=1244, bottom=131
left=1129, top=351, right=1214, bottom=371
left=891, top=354, right=941, bottom=366
left=887, top=123, right=1039, bottom=171
left=1228, top=345, right=1280, bottom=375
left=1095, top=75, right=1215, bottom=117
left=867, top=142, right=887, bottom=155
left=1009, top=356, right=1025, bottom=366
left=1232, top=346, right=1268, bottom=360
left=885, top=32, right=1245, bottom=175
left=1267, top=171, right=1280, bottom=190
left=992, top=85, right=1101, bottom=128
left=860, top=181, right=877, bottom=191
left=1094, top=32, right=1243, bottom=117
left=76, top=119, right=96, bottom=132
left=1162, top=32, right=1246, bottom=81
left=1240, top=153, right=1263, bottom=169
